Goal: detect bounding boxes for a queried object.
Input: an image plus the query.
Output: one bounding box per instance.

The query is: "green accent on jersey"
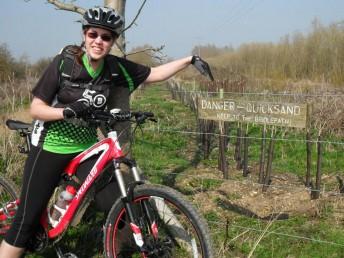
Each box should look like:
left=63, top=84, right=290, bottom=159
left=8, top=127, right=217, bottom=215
left=118, top=62, right=134, bottom=92
left=59, top=60, right=64, bottom=71
left=43, top=120, right=97, bottom=154
left=82, top=54, right=104, bottom=79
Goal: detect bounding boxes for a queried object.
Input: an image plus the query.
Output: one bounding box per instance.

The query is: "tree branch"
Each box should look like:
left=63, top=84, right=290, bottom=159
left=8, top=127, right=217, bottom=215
left=126, top=45, right=166, bottom=62
left=122, top=0, right=147, bottom=33
left=46, top=0, right=86, bottom=15
left=126, top=45, right=165, bottom=56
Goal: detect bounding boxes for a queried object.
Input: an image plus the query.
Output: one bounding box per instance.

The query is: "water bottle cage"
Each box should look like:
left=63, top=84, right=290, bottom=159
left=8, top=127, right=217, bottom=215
left=52, top=204, right=68, bottom=214
left=48, top=204, right=70, bottom=228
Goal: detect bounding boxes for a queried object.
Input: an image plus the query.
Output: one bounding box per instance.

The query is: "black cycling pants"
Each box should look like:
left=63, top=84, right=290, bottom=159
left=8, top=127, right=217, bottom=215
left=5, top=146, right=121, bottom=248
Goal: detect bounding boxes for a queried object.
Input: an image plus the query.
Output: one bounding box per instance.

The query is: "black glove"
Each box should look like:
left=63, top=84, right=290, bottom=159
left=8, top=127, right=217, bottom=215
left=63, top=101, right=90, bottom=119
left=191, top=55, right=214, bottom=81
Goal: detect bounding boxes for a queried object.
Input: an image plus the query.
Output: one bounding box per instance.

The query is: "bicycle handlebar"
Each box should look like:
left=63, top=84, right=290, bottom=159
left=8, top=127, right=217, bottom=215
left=5, top=110, right=154, bottom=154
left=84, top=109, right=156, bottom=127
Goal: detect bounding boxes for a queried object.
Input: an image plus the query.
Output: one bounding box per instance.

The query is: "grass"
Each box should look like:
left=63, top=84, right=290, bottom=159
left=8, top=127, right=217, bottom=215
left=1, top=82, right=344, bottom=257
left=131, top=85, right=198, bottom=185
left=201, top=124, right=344, bottom=179
left=130, top=84, right=344, bottom=258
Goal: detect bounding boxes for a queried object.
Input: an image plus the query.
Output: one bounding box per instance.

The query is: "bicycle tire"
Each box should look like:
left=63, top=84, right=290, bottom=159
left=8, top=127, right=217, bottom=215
left=104, top=184, right=213, bottom=258
left=0, top=175, right=20, bottom=238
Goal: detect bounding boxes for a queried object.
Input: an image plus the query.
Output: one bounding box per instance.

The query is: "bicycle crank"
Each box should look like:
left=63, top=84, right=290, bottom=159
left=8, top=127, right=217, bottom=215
left=55, top=246, right=78, bottom=258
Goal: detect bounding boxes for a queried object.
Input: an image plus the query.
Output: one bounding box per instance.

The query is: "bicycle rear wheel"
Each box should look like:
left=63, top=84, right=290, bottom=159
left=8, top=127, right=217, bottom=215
left=0, top=175, right=19, bottom=238
left=104, top=184, right=213, bottom=258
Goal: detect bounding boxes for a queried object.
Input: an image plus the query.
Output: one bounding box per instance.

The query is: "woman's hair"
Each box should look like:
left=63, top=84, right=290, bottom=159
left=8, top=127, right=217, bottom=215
left=61, top=44, right=84, bottom=65
left=77, top=42, right=85, bottom=64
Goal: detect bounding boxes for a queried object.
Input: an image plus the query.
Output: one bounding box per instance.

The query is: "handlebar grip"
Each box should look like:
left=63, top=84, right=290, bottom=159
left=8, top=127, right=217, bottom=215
left=113, top=111, right=131, bottom=121
left=143, top=112, right=154, bottom=118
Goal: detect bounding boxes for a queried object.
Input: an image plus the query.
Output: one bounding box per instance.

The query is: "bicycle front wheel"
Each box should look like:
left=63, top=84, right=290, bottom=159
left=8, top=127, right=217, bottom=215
left=104, top=184, right=213, bottom=258
left=0, top=175, right=19, bottom=238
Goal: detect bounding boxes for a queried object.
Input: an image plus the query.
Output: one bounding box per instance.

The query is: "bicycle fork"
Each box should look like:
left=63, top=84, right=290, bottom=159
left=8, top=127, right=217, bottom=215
left=113, top=160, right=158, bottom=254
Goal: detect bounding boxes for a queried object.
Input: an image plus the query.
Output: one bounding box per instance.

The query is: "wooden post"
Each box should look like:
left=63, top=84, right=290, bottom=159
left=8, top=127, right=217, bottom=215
left=242, top=125, right=249, bottom=177
left=235, top=126, right=243, bottom=170
left=201, top=120, right=210, bottom=159
left=305, top=103, right=312, bottom=187
left=262, top=128, right=275, bottom=192
left=258, top=125, right=266, bottom=184
left=218, top=89, right=228, bottom=179
left=305, top=130, right=312, bottom=187
left=312, top=134, right=322, bottom=199
left=222, top=218, right=230, bottom=251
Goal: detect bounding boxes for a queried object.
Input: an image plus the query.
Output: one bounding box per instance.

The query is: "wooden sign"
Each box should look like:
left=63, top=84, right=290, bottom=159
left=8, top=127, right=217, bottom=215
left=198, top=98, right=308, bottom=128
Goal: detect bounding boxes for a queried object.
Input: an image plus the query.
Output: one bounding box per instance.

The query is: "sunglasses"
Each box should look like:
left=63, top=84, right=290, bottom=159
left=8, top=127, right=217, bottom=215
left=86, top=31, right=113, bottom=42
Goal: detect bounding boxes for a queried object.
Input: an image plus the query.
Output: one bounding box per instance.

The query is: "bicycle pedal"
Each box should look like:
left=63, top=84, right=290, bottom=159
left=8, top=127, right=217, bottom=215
left=55, top=246, right=78, bottom=258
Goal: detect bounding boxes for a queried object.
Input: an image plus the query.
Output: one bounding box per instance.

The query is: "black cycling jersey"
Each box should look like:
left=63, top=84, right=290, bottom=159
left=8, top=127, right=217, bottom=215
left=31, top=51, right=151, bottom=154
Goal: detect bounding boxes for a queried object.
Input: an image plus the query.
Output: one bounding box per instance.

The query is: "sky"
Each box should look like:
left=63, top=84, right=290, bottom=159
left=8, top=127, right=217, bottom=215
left=1, top=0, right=343, bottom=63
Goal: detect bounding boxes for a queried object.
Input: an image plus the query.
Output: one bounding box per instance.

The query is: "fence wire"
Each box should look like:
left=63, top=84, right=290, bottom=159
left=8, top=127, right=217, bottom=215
left=141, top=126, right=344, bottom=146
left=208, top=221, right=344, bottom=247
left=140, top=168, right=344, bottom=197
left=136, top=82, right=344, bottom=253
left=151, top=88, right=344, bottom=98
left=139, top=168, right=344, bottom=248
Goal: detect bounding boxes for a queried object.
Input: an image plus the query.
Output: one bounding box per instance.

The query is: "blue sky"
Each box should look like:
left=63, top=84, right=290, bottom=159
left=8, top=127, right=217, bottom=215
left=1, top=0, right=343, bottom=62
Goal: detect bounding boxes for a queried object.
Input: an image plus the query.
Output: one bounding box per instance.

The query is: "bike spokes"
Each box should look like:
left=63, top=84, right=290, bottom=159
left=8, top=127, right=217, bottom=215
left=111, top=196, right=204, bottom=258
left=0, top=193, right=19, bottom=236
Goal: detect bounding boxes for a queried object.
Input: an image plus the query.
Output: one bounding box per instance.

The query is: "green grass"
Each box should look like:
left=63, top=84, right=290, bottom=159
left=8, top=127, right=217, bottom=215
left=131, top=84, right=199, bottom=185
left=206, top=125, right=344, bottom=178
left=130, top=84, right=344, bottom=258
left=3, top=82, right=344, bottom=257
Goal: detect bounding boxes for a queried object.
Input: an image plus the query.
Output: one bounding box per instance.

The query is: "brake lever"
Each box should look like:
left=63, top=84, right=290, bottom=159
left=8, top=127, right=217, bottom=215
left=136, top=115, right=146, bottom=125
left=132, top=123, right=144, bottom=136
left=149, top=118, right=157, bottom=123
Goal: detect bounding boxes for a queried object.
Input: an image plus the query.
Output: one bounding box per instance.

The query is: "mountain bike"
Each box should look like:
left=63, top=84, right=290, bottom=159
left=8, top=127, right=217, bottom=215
left=0, top=109, right=213, bottom=258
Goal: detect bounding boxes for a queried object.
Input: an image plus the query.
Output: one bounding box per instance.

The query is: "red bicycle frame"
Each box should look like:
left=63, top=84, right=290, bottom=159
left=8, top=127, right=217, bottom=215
left=41, top=131, right=125, bottom=239
left=3, top=112, right=154, bottom=254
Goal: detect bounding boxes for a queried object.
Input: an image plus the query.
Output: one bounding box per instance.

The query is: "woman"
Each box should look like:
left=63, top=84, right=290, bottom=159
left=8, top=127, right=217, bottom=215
left=0, top=7, right=212, bottom=257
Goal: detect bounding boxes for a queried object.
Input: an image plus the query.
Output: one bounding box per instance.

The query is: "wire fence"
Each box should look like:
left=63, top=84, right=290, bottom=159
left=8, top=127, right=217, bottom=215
left=148, top=88, right=344, bottom=98
left=140, top=168, right=343, bottom=197
left=209, top=221, right=344, bottom=247
left=142, top=126, right=344, bottom=146
left=135, top=83, right=344, bottom=255
left=138, top=167, right=344, bottom=250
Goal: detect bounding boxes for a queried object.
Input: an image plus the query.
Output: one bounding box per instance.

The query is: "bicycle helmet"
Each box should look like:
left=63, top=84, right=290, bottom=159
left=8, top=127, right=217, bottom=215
left=82, top=7, right=124, bottom=36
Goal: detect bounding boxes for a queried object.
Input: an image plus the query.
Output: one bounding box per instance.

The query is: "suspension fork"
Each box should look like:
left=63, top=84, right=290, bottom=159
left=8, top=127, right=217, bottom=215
left=122, top=159, right=159, bottom=238
left=113, top=159, right=159, bottom=248
left=113, top=159, right=146, bottom=248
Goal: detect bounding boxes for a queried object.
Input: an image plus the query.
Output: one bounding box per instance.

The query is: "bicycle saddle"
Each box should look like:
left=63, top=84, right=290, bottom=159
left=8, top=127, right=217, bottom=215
left=6, top=119, right=32, bottom=131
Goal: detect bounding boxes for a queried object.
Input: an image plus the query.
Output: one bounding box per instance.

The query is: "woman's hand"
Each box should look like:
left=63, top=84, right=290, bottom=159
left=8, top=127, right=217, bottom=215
left=63, top=101, right=90, bottom=119
left=191, top=55, right=214, bottom=81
